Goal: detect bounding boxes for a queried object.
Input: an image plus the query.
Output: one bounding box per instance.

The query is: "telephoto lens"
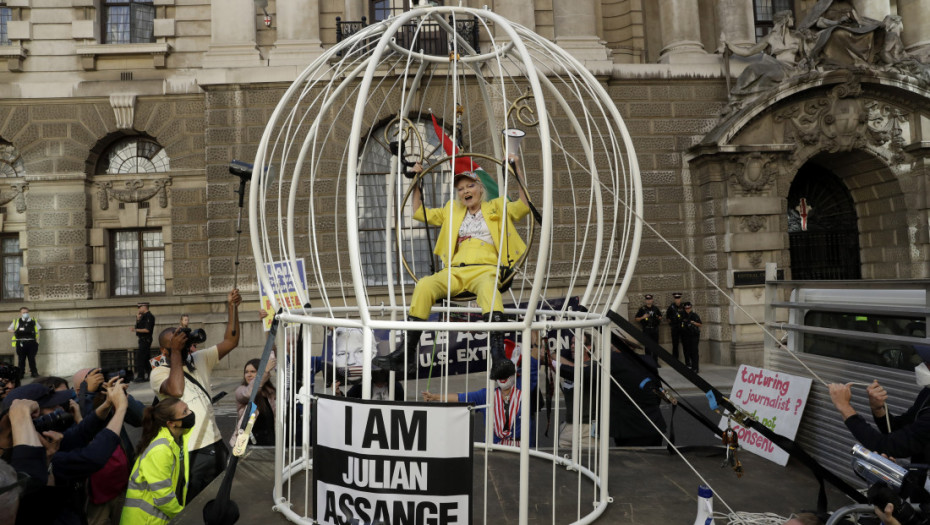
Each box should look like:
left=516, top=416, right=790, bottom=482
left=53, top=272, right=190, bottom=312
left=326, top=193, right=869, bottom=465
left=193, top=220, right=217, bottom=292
left=178, top=327, right=207, bottom=348
left=101, top=368, right=135, bottom=383
left=32, top=408, right=75, bottom=433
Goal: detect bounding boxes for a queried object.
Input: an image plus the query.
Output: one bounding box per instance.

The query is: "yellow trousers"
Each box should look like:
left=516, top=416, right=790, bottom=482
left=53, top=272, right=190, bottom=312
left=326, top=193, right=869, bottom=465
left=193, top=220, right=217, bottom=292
left=409, top=238, right=505, bottom=319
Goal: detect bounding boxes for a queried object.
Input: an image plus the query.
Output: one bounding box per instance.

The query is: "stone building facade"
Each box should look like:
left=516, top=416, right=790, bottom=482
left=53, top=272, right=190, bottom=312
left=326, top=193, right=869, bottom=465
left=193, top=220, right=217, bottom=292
left=0, top=0, right=928, bottom=376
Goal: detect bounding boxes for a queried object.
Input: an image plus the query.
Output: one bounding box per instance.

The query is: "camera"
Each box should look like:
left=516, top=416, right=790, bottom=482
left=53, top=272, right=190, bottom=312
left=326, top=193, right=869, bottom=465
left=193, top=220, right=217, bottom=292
left=177, top=327, right=207, bottom=352
left=853, top=444, right=930, bottom=524
left=0, top=363, right=19, bottom=383
left=32, top=408, right=75, bottom=433
left=100, top=368, right=134, bottom=383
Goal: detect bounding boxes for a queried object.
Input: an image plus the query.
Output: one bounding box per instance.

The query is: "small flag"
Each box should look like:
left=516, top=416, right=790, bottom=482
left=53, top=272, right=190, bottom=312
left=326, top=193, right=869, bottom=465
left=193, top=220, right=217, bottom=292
left=431, top=114, right=499, bottom=199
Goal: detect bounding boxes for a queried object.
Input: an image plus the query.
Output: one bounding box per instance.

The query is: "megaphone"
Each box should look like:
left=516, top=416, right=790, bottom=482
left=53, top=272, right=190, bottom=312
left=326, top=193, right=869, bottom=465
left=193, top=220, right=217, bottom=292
left=502, top=128, right=525, bottom=155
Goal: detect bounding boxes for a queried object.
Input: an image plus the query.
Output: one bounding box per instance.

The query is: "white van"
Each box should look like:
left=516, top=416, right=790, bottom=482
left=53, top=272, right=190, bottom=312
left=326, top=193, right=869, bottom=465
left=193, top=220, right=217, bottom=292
left=765, top=282, right=929, bottom=487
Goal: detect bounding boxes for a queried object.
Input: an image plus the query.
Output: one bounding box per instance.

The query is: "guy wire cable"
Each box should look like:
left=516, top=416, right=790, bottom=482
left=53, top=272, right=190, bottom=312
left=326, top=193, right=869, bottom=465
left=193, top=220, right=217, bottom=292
left=585, top=343, right=749, bottom=524
left=605, top=176, right=832, bottom=388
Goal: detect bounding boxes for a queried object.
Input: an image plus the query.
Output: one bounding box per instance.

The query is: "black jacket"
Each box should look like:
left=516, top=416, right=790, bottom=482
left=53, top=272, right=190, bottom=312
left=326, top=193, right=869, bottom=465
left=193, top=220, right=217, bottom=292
left=845, top=387, right=930, bottom=463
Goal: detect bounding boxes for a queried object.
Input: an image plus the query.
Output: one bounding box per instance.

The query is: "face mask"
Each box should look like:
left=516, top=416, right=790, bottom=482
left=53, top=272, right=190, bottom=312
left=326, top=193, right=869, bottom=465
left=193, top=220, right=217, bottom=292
left=916, top=362, right=930, bottom=387
left=21, top=313, right=28, bottom=321
left=497, top=375, right=515, bottom=391
left=175, top=412, right=196, bottom=430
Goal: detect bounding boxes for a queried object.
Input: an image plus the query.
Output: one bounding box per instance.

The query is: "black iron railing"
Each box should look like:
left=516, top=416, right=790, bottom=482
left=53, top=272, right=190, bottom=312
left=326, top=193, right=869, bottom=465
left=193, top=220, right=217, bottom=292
left=335, top=15, right=480, bottom=56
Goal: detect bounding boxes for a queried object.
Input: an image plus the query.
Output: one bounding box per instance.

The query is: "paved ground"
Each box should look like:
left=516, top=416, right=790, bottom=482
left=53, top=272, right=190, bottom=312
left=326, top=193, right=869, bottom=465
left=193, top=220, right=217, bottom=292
left=133, top=362, right=865, bottom=524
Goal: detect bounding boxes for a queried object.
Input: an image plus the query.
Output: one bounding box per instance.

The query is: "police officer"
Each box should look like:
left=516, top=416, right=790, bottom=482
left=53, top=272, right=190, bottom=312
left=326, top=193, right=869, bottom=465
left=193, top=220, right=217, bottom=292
left=681, top=302, right=703, bottom=373
left=665, top=293, right=686, bottom=361
left=635, top=294, right=662, bottom=363
left=7, top=307, right=39, bottom=378
left=131, top=302, right=156, bottom=382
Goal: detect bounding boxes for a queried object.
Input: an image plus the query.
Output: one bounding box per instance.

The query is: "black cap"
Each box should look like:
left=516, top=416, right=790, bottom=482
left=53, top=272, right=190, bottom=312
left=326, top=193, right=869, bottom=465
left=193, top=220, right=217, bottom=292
left=137, top=302, right=150, bottom=307
left=1, top=383, right=73, bottom=416
left=672, top=293, right=682, bottom=299
left=683, top=301, right=693, bottom=308
left=644, top=294, right=653, bottom=300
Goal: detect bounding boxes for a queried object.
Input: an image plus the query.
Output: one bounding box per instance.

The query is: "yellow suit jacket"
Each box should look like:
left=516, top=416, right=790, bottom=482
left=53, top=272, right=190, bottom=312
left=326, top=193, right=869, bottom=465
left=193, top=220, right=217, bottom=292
left=413, top=196, right=530, bottom=267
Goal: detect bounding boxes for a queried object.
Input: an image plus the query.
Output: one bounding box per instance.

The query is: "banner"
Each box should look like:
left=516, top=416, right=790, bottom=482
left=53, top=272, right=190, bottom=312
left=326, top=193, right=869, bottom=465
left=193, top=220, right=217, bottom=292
left=322, top=296, right=581, bottom=377
left=718, top=365, right=812, bottom=466
left=259, top=259, right=308, bottom=331
left=313, top=395, right=473, bottom=525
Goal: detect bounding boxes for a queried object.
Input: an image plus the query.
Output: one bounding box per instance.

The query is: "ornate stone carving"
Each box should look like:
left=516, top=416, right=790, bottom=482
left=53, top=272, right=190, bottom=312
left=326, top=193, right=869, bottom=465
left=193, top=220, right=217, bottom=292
left=0, top=182, right=28, bottom=213
left=95, top=178, right=171, bottom=211
left=748, top=251, right=763, bottom=268
left=723, top=3, right=930, bottom=111
left=739, top=215, right=766, bottom=232
left=110, top=94, right=137, bottom=130
left=774, top=80, right=910, bottom=164
left=727, top=153, right=780, bottom=195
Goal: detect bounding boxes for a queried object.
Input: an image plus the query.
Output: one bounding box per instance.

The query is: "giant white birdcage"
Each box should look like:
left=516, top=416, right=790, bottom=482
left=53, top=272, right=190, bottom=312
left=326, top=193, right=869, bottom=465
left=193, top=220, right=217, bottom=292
left=249, top=5, right=642, bottom=524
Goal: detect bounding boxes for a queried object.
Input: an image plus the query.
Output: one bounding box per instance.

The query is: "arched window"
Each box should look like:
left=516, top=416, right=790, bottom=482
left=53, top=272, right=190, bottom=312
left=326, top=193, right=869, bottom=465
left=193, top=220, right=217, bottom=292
left=0, top=141, right=24, bottom=178
left=357, top=117, right=452, bottom=286
left=96, top=136, right=169, bottom=174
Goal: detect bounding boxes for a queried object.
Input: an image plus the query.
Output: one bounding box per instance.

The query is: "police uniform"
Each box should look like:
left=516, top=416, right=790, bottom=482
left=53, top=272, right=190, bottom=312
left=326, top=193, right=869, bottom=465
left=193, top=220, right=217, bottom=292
left=665, top=293, right=686, bottom=361
left=134, top=305, right=156, bottom=381
left=635, top=294, right=662, bottom=344
left=9, top=312, right=40, bottom=378
left=681, top=302, right=702, bottom=373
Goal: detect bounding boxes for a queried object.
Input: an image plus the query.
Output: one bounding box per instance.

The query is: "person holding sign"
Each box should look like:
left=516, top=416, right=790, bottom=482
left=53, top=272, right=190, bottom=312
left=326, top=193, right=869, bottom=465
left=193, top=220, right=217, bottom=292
left=422, top=371, right=528, bottom=446
left=373, top=145, right=532, bottom=381
left=829, top=345, right=930, bottom=464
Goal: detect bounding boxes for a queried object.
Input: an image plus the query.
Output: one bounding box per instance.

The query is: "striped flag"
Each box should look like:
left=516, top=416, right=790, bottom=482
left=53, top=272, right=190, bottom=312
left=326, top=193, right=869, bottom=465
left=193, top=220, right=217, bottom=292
left=430, top=114, right=499, bottom=200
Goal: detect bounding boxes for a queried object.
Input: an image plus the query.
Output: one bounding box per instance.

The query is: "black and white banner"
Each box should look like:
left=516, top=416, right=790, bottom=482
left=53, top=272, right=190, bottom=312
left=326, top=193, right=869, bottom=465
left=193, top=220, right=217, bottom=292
left=313, top=395, right=473, bottom=525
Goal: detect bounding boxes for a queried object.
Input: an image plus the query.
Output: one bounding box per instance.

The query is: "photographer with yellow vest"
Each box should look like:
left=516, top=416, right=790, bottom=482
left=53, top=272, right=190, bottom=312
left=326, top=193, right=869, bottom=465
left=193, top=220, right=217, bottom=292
left=7, top=307, right=39, bottom=379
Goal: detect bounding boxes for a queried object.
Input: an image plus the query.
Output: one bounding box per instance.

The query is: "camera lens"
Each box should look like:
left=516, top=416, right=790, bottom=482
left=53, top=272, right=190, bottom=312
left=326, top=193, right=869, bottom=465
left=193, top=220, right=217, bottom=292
left=32, top=408, right=75, bottom=433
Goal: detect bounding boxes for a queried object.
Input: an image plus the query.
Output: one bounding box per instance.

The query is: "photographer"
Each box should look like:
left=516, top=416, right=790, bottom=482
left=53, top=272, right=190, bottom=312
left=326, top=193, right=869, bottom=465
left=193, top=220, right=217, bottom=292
left=150, top=287, right=240, bottom=504
left=0, top=379, right=128, bottom=524
left=0, top=364, right=20, bottom=402
left=73, top=368, right=144, bottom=525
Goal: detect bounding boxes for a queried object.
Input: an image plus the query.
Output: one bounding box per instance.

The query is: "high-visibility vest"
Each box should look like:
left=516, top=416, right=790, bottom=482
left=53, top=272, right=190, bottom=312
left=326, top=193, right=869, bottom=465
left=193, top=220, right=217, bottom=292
left=10, top=317, right=38, bottom=347
left=120, top=426, right=190, bottom=525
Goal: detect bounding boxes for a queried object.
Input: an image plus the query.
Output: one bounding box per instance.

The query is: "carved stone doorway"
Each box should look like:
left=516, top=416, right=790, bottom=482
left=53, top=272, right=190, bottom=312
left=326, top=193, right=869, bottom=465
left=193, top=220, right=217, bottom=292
left=787, top=161, right=861, bottom=280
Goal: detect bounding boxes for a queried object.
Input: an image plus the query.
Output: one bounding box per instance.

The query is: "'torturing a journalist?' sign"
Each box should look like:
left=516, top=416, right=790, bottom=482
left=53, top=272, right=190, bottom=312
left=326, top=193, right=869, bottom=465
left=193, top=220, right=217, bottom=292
left=313, top=395, right=473, bottom=525
left=717, top=365, right=812, bottom=466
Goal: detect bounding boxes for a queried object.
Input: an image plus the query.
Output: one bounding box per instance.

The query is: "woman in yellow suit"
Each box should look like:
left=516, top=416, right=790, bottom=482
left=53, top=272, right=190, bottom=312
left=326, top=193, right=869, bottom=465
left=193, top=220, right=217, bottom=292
left=374, top=154, right=531, bottom=380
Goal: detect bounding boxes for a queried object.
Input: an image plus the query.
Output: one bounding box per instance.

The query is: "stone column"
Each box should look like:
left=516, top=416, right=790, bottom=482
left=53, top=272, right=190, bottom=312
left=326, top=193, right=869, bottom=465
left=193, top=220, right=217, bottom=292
left=898, top=0, right=930, bottom=58
left=716, top=0, right=755, bottom=51
left=494, top=0, right=535, bottom=35
left=344, top=0, right=366, bottom=21
left=270, top=0, right=324, bottom=66
left=552, top=0, right=611, bottom=67
left=853, top=0, right=890, bottom=22
left=658, top=0, right=707, bottom=63
left=203, top=0, right=262, bottom=68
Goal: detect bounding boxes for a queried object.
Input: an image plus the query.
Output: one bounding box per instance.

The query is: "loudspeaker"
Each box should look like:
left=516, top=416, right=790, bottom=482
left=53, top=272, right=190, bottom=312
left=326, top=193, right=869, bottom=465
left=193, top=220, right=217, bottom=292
left=502, top=128, right=525, bottom=155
